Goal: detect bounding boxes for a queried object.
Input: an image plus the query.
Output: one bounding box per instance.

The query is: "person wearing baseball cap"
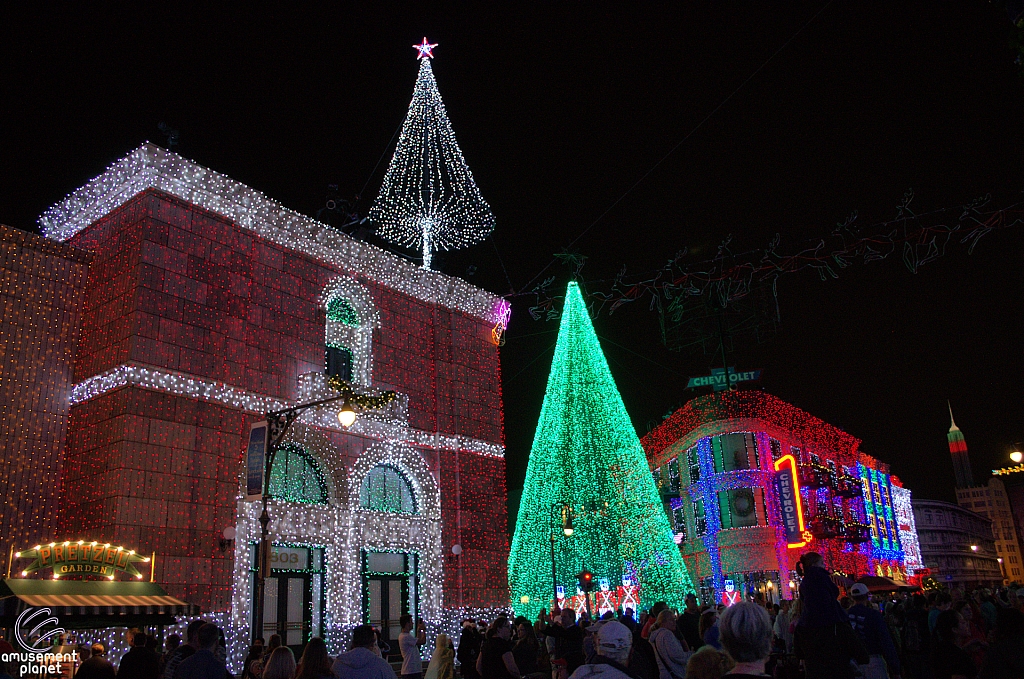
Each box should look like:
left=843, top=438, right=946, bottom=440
left=846, top=583, right=900, bottom=679
left=568, top=620, right=634, bottom=679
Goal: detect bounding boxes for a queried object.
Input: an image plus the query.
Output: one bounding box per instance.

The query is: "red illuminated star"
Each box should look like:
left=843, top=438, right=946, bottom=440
left=413, top=37, right=438, bottom=59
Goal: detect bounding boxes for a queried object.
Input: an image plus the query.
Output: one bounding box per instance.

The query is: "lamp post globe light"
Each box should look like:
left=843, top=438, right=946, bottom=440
left=338, top=401, right=357, bottom=428
left=1011, top=450, right=1023, bottom=464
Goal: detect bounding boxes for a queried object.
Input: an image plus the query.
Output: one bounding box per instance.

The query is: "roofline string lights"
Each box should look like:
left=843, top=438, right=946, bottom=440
left=38, top=144, right=506, bottom=325
left=68, top=363, right=505, bottom=458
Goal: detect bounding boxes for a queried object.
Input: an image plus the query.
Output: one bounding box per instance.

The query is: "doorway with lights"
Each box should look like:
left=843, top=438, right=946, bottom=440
left=259, top=545, right=325, bottom=658
left=363, top=550, right=417, bottom=659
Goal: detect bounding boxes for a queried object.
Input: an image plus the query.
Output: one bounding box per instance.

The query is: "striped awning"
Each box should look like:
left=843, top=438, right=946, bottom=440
left=0, top=578, right=199, bottom=625
left=18, top=593, right=189, bottom=609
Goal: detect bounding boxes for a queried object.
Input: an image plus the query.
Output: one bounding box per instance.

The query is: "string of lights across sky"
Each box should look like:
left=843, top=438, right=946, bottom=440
left=517, top=193, right=1024, bottom=329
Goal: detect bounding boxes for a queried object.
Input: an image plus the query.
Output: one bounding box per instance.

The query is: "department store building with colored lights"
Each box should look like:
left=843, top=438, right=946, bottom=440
left=641, top=391, right=923, bottom=605
left=0, top=144, right=511, bottom=665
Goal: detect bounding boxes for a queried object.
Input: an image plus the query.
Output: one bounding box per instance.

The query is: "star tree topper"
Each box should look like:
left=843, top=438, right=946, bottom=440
left=413, top=37, right=438, bottom=59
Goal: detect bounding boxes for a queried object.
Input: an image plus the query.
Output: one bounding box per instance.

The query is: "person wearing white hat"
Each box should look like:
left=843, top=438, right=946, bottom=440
left=846, top=583, right=900, bottom=679
left=567, top=620, right=634, bottom=679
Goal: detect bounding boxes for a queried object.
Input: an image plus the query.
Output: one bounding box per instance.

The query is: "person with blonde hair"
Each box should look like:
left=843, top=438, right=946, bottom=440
left=424, top=634, right=453, bottom=679
left=263, top=646, right=297, bottom=679
left=684, top=646, right=734, bottom=679
left=649, top=609, right=693, bottom=679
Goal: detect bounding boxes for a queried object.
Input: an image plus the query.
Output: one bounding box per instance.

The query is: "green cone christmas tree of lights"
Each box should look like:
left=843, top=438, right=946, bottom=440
left=508, top=281, right=693, bottom=617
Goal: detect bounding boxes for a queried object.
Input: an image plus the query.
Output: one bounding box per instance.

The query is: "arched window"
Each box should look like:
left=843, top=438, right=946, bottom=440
left=269, top=445, right=328, bottom=504
left=321, top=279, right=378, bottom=386
left=360, top=465, right=416, bottom=514
left=326, top=297, right=359, bottom=326
left=325, top=297, right=358, bottom=381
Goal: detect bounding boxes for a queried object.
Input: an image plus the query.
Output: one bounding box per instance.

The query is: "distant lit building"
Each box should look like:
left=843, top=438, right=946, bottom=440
left=947, top=407, right=1023, bottom=583
left=992, top=464, right=1024, bottom=583
left=955, top=478, right=1022, bottom=583
left=912, top=499, right=1002, bottom=588
left=947, top=405, right=974, bottom=489
left=892, top=485, right=924, bottom=576
left=641, top=390, right=919, bottom=605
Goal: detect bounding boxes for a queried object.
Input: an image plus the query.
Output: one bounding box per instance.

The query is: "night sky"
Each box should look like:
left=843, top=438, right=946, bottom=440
left=4, top=4, right=1024, bottom=529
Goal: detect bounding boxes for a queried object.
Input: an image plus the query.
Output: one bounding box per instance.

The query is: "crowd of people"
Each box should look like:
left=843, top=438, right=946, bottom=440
left=62, top=620, right=241, bottom=679
left=781, top=551, right=1024, bottom=679
left=443, top=598, right=776, bottom=679
left=7, top=552, right=1024, bottom=679
left=450, top=552, right=1024, bottom=679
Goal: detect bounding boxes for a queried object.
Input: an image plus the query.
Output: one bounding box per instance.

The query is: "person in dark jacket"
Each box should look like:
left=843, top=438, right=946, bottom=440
left=903, top=594, right=931, bottom=679
left=792, top=552, right=869, bottom=679
left=846, top=584, right=900, bottom=679
left=512, top=620, right=540, bottom=676
left=77, top=643, right=117, bottom=679
left=175, top=624, right=231, bottom=679
left=931, top=610, right=977, bottom=679
left=795, top=553, right=847, bottom=628
left=980, top=607, right=1024, bottom=679
left=540, top=609, right=586, bottom=677
left=477, top=618, right=519, bottom=679
left=119, top=632, right=162, bottom=679
left=333, top=625, right=397, bottom=679
left=678, top=594, right=703, bottom=651
left=456, top=620, right=481, bottom=678
left=628, top=620, right=659, bottom=679
left=164, top=620, right=207, bottom=679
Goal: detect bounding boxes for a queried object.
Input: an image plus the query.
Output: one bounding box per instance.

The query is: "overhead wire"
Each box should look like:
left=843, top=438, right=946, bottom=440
left=515, top=0, right=836, bottom=296
left=505, top=343, right=557, bottom=384
left=490, top=235, right=516, bottom=294
left=356, top=120, right=404, bottom=206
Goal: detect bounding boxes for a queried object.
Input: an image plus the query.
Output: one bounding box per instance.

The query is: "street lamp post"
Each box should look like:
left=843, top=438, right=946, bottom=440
left=252, top=380, right=395, bottom=643
left=549, top=504, right=572, bottom=609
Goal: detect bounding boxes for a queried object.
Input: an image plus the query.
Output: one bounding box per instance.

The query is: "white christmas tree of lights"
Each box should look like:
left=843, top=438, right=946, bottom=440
left=369, top=38, right=495, bottom=269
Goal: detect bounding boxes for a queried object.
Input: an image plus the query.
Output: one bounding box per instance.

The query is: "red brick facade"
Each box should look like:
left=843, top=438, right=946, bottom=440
left=54, top=188, right=509, bottom=613
left=0, top=224, right=90, bottom=568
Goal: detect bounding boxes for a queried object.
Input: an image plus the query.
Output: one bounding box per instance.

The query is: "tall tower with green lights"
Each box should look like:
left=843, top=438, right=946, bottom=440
left=508, top=282, right=693, bottom=617
left=948, top=402, right=974, bottom=489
